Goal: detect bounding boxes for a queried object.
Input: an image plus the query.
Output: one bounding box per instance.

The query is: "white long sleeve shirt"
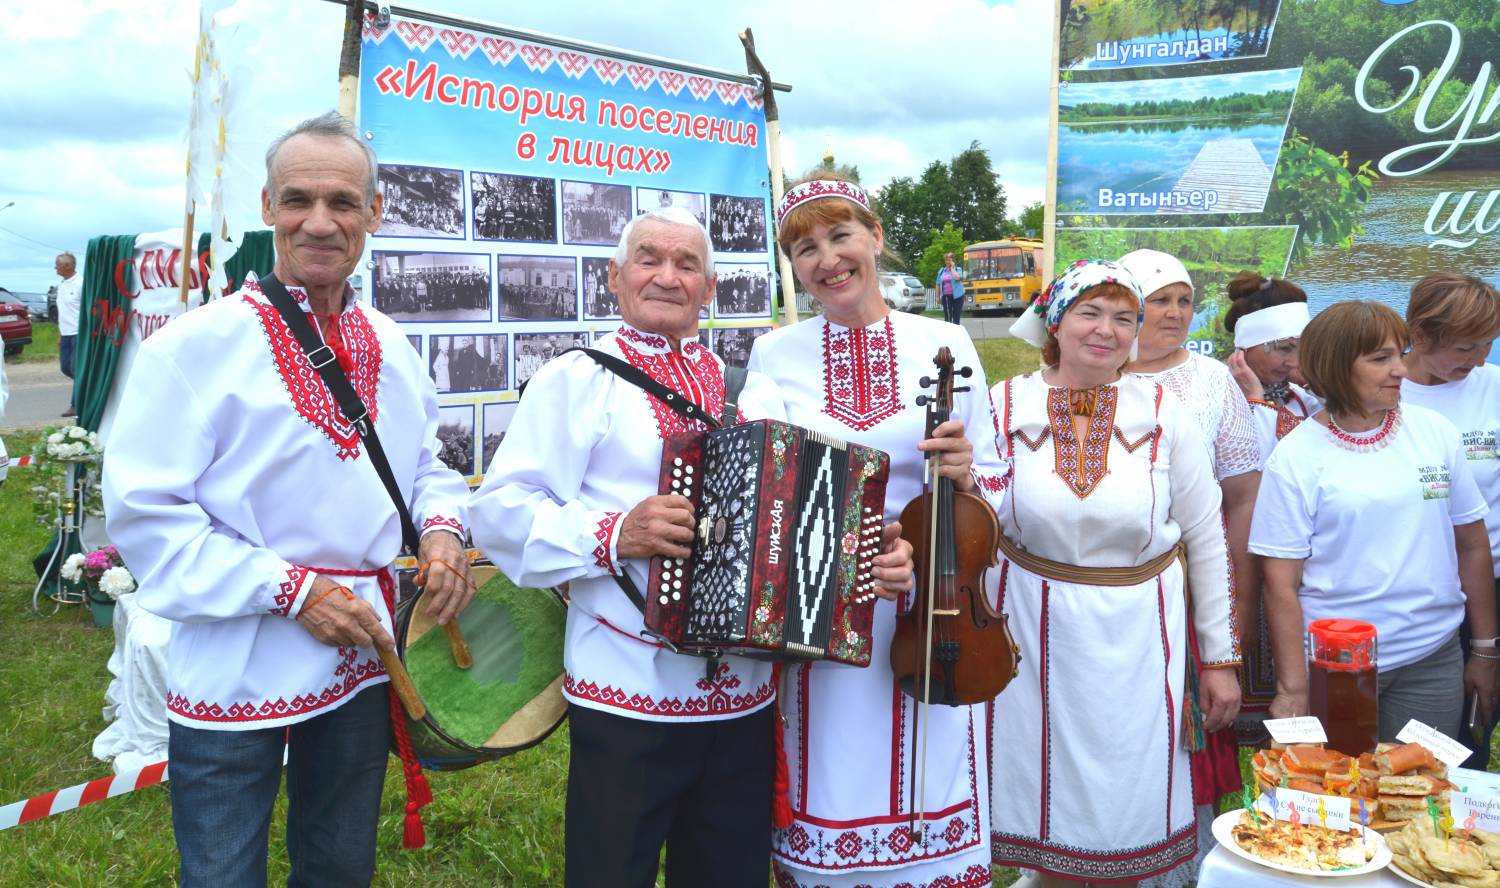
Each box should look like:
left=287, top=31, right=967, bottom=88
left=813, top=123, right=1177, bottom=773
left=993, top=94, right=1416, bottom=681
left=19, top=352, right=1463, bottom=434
left=103, top=280, right=468, bottom=730
left=469, top=324, right=783, bottom=722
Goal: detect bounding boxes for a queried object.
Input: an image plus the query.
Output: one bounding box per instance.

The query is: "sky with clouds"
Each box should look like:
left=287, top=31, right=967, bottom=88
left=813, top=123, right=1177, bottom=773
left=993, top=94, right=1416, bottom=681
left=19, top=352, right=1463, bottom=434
left=0, top=0, right=1054, bottom=294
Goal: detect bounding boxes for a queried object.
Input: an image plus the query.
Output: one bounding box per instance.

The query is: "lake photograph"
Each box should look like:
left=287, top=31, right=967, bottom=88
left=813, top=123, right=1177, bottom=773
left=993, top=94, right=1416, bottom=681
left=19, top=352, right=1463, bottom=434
left=1058, top=67, right=1302, bottom=216
left=1061, top=0, right=1282, bottom=70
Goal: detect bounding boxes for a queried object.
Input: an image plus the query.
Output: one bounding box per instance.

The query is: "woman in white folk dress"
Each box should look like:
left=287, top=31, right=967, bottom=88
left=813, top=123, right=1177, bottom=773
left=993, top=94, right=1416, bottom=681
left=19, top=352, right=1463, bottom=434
left=748, top=176, right=1010, bottom=888
left=990, top=259, right=1240, bottom=887
left=1250, top=300, right=1499, bottom=743
left=1114, top=251, right=1258, bottom=888
left=1400, top=273, right=1500, bottom=766
left=1222, top=274, right=1320, bottom=470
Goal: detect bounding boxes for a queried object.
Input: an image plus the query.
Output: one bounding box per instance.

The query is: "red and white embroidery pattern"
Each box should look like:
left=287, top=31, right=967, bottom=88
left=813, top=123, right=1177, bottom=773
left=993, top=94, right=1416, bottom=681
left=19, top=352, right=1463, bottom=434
left=592, top=511, right=623, bottom=574
left=773, top=861, right=993, bottom=888
left=1047, top=385, right=1117, bottom=499
left=271, top=566, right=311, bottom=617
left=421, top=515, right=463, bottom=536
left=166, top=654, right=387, bottom=723
left=243, top=296, right=382, bottom=462
left=617, top=339, right=724, bottom=440
left=822, top=318, right=902, bottom=431
left=564, top=662, right=773, bottom=717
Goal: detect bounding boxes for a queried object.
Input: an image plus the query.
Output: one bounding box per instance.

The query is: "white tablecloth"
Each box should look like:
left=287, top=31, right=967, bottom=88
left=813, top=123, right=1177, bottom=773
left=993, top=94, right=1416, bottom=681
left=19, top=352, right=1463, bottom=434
left=92, top=593, right=170, bottom=774
left=1199, top=844, right=1412, bottom=888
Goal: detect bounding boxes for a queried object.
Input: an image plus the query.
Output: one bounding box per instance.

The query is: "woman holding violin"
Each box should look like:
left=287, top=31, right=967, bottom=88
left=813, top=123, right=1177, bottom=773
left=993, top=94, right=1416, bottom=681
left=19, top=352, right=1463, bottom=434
left=747, top=175, right=1010, bottom=888
left=990, top=261, right=1240, bottom=886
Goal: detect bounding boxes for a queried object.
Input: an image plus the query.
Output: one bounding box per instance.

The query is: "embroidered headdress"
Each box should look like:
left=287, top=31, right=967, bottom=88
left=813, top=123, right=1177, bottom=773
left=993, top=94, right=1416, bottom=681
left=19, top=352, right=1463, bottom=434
left=776, top=179, right=871, bottom=228
left=1011, top=258, right=1144, bottom=348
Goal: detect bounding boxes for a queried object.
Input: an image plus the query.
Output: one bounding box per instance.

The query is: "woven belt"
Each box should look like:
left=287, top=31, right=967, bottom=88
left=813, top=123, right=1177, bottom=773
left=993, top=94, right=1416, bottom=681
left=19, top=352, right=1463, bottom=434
left=997, top=534, right=1183, bottom=587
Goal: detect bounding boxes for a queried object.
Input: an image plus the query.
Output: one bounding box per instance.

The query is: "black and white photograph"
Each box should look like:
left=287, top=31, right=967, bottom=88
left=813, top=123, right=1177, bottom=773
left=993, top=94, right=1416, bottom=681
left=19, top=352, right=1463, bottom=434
left=714, top=264, right=771, bottom=317
left=515, top=332, right=589, bottom=388
left=713, top=326, right=770, bottom=368
left=709, top=194, right=767, bottom=253
left=436, top=404, right=476, bottom=478
left=405, top=335, right=421, bottom=353
left=372, top=251, right=490, bottom=322
left=481, top=402, right=516, bottom=472
left=429, top=334, right=507, bottom=393
left=636, top=188, right=707, bottom=227
left=377, top=164, right=465, bottom=239
left=580, top=257, right=618, bottom=319
left=562, top=181, right=631, bottom=246
left=499, top=255, right=576, bottom=321
left=472, top=172, right=557, bottom=242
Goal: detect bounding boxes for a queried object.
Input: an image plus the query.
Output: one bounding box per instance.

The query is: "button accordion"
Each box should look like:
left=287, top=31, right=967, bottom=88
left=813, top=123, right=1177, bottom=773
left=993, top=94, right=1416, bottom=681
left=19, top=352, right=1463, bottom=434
left=643, top=419, right=890, bottom=667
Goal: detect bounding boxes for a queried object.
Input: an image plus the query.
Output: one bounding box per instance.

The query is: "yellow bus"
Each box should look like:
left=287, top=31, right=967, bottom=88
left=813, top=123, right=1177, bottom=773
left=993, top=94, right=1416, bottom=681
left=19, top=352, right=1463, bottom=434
left=963, top=237, right=1046, bottom=315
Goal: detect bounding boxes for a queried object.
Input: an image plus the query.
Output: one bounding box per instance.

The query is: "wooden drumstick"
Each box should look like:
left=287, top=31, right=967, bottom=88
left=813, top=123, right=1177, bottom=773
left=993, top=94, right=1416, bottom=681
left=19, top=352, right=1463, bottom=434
left=376, top=645, right=427, bottom=721
left=444, top=620, right=474, bottom=670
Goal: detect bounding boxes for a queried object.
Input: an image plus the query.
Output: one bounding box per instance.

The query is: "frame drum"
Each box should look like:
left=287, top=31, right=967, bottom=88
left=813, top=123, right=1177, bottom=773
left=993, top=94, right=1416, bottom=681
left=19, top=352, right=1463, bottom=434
left=394, top=565, right=567, bottom=770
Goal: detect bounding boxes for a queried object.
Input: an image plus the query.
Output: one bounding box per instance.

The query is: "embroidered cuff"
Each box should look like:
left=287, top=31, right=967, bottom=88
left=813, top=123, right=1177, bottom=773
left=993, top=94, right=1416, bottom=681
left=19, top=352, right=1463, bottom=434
left=591, top=511, right=625, bottom=577
left=420, top=514, right=465, bottom=541
left=970, top=468, right=1010, bottom=496
left=272, top=565, right=317, bottom=618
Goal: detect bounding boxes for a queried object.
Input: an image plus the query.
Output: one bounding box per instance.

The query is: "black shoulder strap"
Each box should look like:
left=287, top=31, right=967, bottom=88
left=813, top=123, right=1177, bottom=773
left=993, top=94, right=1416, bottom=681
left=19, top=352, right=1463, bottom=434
left=560, top=347, right=722, bottom=429
left=720, top=366, right=749, bottom=426
left=258, top=273, right=423, bottom=556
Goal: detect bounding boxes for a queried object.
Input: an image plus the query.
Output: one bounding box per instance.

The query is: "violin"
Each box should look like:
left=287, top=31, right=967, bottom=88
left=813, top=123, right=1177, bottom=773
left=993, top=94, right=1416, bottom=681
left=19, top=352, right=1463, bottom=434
left=890, top=347, right=1020, bottom=707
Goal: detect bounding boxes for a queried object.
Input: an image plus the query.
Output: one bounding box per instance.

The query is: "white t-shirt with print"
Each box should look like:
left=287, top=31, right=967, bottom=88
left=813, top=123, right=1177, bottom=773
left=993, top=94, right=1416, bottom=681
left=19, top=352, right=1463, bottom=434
left=1249, top=404, right=1488, bottom=671
left=1403, top=364, right=1500, bottom=575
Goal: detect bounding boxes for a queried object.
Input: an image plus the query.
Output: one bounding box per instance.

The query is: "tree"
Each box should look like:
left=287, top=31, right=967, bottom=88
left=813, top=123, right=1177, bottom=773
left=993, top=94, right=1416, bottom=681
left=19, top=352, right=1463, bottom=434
left=915, top=223, right=968, bottom=288
left=946, top=142, right=1008, bottom=245
left=872, top=142, right=1009, bottom=269
left=1015, top=201, right=1045, bottom=238
left=871, top=176, right=926, bottom=271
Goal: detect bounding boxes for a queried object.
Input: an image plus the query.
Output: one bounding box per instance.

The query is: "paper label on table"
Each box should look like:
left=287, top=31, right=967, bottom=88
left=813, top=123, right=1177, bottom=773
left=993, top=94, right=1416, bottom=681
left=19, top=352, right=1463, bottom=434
left=1452, top=793, right=1500, bottom=832
left=1264, top=716, right=1327, bottom=745
left=1257, top=788, right=1352, bottom=829
left=1453, top=767, right=1500, bottom=795
left=1396, top=719, right=1472, bottom=767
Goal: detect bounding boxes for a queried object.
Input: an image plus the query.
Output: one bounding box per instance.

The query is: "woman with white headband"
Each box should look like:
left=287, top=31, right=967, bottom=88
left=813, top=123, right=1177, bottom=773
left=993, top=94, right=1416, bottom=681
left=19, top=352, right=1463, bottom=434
left=1223, top=273, right=1320, bottom=469
left=992, top=260, right=1239, bottom=887
left=748, top=174, right=1010, bottom=888
left=1401, top=272, right=1500, bottom=767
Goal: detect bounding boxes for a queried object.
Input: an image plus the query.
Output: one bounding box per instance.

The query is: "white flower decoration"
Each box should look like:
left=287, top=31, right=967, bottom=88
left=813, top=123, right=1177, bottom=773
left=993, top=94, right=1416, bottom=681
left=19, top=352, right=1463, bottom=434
left=61, top=553, right=86, bottom=582
left=68, top=426, right=86, bottom=440
left=99, top=566, right=137, bottom=599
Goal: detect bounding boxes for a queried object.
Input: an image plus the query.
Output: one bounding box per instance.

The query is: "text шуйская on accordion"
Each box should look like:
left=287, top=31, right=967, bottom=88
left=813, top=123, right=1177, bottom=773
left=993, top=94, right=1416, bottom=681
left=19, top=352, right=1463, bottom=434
left=642, top=419, right=890, bottom=667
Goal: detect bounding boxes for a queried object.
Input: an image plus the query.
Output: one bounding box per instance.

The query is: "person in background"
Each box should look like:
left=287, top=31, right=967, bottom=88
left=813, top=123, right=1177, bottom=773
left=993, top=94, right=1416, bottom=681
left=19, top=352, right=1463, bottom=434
left=1400, top=273, right=1500, bottom=767
left=1250, top=300, right=1498, bottom=743
left=1117, top=248, right=1258, bottom=888
left=1224, top=274, right=1320, bottom=469
left=55, top=252, right=82, bottom=417
left=936, top=251, right=966, bottom=326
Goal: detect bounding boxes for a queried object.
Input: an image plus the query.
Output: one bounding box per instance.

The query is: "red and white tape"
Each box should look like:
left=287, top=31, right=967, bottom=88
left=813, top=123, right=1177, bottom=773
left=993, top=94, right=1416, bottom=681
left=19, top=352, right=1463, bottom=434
left=2, top=454, right=34, bottom=468
left=0, top=761, right=169, bottom=830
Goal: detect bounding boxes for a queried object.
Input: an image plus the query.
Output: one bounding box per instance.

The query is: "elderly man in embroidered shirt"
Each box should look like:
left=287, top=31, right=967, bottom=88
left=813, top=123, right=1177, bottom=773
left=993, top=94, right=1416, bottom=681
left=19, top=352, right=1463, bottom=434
left=104, top=111, right=473, bottom=886
left=470, top=206, right=913, bottom=888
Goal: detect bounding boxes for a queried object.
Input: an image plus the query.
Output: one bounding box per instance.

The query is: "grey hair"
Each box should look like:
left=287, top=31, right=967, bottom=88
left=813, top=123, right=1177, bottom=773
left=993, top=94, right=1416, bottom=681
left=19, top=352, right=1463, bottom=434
left=264, top=111, right=379, bottom=203
left=56, top=251, right=77, bottom=268
left=614, top=207, right=715, bottom=276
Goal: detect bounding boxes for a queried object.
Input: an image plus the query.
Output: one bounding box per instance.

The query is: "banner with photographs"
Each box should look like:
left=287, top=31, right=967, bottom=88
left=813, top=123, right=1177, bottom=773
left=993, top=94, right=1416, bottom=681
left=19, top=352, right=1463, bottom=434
left=1054, top=0, right=1500, bottom=360
left=359, top=11, right=776, bottom=491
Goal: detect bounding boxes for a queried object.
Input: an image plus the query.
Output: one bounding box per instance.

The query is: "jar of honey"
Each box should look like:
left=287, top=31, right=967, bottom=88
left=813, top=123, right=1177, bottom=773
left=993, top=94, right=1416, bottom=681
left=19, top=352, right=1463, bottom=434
left=1308, top=619, right=1379, bottom=754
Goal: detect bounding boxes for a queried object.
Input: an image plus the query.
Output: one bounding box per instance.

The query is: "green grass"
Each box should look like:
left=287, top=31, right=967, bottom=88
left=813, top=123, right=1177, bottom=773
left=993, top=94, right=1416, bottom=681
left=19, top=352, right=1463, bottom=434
left=12, top=320, right=59, bottom=364
left=977, top=338, right=1042, bottom=384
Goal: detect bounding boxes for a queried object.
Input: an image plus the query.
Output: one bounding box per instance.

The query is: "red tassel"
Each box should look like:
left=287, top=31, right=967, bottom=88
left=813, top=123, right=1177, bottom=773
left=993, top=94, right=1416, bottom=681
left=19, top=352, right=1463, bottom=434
left=408, top=763, right=433, bottom=807
left=402, top=802, right=426, bottom=850
left=771, top=664, right=793, bottom=830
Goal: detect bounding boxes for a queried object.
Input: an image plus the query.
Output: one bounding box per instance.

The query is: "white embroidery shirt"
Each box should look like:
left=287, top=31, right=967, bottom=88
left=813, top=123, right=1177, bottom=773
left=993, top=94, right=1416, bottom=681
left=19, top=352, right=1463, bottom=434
left=469, top=324, right=783, bottom=722
left=103, top=281, right=468, bottom=731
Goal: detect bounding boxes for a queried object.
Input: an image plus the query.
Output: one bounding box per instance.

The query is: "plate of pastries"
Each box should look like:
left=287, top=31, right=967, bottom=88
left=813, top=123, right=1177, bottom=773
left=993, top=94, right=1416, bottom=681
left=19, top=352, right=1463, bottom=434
left=1252, top=742, right=1456, bottom=830
left=1387, top=816, right=1500, bottom=887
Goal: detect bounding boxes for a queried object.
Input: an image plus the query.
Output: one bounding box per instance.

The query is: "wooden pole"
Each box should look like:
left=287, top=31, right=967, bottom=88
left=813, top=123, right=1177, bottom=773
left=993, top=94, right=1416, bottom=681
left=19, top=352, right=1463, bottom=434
left=337, top=0, right=363, bottom=120
left=1042, top=2, right=1062, bottom=284
left=739, top=28, right=799, bottom=325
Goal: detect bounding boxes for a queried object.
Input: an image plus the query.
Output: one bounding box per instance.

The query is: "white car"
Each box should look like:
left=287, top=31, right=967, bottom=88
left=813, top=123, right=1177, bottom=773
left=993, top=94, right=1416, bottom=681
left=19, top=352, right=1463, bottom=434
left=879, top=273, right=927, bottom=313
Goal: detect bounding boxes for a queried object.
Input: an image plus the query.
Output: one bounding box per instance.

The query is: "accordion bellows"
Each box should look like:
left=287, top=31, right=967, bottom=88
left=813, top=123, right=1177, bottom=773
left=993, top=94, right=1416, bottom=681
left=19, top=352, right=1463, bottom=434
left=644, top=419, right=890, bottom=666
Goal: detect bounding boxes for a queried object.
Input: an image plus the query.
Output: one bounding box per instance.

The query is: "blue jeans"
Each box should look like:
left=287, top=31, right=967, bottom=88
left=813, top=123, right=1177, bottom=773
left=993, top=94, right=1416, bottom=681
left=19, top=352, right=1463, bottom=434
left=943, top=296, right=964, bottom=325
left=59, top=334, right=75, bottom=379
left=168, top=684, right=391, bottom=888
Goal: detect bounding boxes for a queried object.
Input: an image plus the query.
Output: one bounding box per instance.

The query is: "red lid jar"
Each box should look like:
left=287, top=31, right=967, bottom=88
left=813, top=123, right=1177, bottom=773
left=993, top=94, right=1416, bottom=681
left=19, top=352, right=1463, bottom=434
left=1308, top=618, right=1378, bottom=672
